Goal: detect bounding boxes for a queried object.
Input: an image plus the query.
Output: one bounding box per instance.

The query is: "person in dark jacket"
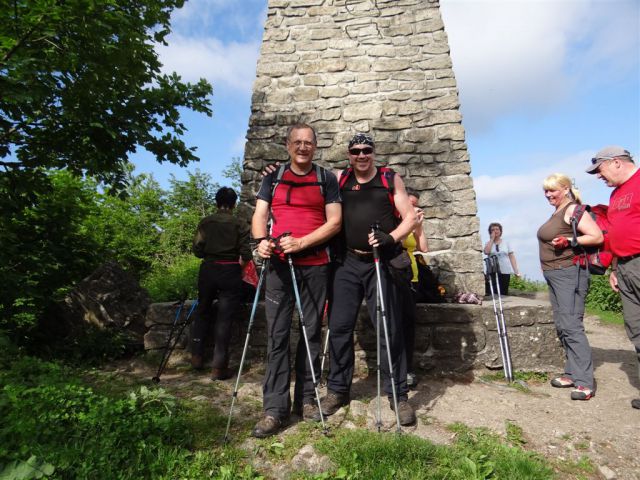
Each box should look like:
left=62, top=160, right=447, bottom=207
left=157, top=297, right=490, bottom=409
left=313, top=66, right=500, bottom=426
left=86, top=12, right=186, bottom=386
left=191, top=187, right=252, bottom=380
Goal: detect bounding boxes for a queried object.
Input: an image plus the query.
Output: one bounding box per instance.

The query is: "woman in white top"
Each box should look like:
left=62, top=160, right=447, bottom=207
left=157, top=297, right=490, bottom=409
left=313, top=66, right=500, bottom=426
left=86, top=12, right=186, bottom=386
left=484, top=222, right=520, bottom=295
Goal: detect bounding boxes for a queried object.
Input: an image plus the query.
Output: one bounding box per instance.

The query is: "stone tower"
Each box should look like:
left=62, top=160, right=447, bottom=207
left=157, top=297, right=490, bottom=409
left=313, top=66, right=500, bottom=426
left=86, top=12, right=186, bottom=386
left=241, top=0, right=484, bottom=295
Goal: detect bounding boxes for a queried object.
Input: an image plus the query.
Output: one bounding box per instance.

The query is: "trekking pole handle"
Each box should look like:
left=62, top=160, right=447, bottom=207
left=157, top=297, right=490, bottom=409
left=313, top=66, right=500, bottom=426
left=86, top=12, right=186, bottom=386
left=370, top=222, right=381, bottom=260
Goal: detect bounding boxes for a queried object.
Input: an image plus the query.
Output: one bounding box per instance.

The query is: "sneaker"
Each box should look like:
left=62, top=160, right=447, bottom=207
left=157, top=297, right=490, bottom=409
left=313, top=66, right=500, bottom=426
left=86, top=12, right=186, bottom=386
left=407, top=372, right=418, bottom=389
left=211, top=367, right=233, bottom=381
left=191, top=354, right=204, bottom=370
left=390, top=400, right=416, bottom=426
left=251, top=415, right=282, bottom=438
left=631, top=398, right=640, bottom=409
left=320, top=391, right=349, bottom=416
left=550, top=376, right=574, bottom=388
left=570, top=386, right=594, bottom=401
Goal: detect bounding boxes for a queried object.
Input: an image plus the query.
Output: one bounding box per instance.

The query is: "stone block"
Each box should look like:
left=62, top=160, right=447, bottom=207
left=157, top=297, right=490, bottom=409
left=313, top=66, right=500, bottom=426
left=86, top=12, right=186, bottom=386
left=343, top=102, right=383, bottom=121
left=293, top=86, right=319, bottom=101
left=372, top=58, right=412, bottom=72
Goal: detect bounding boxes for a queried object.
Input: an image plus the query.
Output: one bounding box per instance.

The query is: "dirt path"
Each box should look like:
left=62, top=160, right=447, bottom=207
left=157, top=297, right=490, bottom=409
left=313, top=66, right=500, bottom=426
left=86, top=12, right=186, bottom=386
left=113, top=314, right=639, bottom=479
left=408, top=314, right=640, bottom=480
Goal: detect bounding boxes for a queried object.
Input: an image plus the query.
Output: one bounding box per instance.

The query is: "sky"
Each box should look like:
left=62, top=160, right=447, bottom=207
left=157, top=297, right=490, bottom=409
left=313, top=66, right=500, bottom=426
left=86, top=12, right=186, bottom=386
left=132, top=0, right=640, bottom=281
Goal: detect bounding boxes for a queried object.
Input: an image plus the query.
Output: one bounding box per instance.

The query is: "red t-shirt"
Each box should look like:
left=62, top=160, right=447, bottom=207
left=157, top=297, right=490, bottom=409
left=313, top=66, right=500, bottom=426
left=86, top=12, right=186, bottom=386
left=608, top=169, right=640, bottom=257
left=257, top=164, right=340, bottom=266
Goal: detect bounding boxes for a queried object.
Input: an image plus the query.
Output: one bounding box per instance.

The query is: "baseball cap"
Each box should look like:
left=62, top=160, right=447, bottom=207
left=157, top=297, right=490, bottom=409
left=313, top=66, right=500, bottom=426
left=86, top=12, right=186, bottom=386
left=585, top=145, right=631, bottom=174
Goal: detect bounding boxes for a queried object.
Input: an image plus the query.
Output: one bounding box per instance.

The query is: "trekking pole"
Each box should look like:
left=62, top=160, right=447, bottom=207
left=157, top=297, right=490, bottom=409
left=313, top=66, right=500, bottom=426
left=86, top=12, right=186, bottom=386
left=224, top=258, right=269, bottom=443
left=492, top=256, right=514, bottom=382
left=484, top=257, right=513, bottom=383
left=152, top=299, right=199, bottom=383
left=375, top=279, right=383, bottom=432
left=371, top=223, right=402, bottom=432
left=287, top=252, right=328, bottom=434
left=319, top=301, right=330, bottom=385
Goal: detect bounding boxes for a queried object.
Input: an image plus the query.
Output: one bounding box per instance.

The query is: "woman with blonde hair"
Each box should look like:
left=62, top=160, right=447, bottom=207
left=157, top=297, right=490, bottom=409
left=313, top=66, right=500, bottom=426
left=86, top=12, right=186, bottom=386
left=537, top=173, right=603, bottom=401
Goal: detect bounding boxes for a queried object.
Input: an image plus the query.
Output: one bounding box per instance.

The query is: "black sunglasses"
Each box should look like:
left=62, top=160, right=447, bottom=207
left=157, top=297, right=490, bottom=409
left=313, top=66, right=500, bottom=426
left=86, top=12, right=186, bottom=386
left=591, top=156, right=614, bottom=164
left=349, top=147, right=374, bottom=156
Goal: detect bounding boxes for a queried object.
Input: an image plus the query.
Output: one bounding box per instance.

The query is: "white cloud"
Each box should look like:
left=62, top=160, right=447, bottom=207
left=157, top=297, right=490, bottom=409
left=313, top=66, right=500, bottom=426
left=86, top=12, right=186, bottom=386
left=157, top=35, right=260, bottom=92
left=440, top=0, right=639, bottom=132
left=474, top=148, right=614, bottom=280
left=170, top=0, right=267, bottom=39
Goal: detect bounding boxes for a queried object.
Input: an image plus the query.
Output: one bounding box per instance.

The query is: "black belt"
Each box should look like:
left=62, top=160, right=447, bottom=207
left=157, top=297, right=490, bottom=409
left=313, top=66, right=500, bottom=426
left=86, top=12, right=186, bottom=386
left=347, top=248, right=374, bottom=262
left=618, top=253, right=640, bottom=262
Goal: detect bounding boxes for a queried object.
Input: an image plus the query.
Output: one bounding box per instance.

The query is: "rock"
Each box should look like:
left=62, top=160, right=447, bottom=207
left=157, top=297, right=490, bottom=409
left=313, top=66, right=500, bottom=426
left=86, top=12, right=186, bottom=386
left=55, top=261, right=151, bottom=346
left=597, top=465, right=617, bottom=480
left=291, top=444, right=334, bottom=475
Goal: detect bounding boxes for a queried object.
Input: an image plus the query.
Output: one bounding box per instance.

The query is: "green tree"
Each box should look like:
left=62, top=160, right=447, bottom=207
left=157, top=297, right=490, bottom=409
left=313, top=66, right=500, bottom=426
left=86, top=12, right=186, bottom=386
left=87, top=170, right=166, bottom=275
left=0, top=170, right=101, bottom=337
left=156, top=169, right=218, bottom=264
left=1, top=0, right=212, bottom=196
left=222, top=157, right=243, bottom=191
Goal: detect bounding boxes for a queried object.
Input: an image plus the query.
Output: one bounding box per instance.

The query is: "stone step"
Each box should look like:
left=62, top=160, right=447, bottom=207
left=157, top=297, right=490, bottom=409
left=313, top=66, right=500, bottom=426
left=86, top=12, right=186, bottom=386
left=144, top=295, right=563, bottom=375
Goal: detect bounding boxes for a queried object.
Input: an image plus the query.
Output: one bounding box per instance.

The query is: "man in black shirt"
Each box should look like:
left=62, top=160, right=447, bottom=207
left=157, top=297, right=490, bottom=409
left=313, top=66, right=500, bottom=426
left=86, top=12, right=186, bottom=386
left=192, top=187, right=252, bottom=380
left=321, top=133, right=418, bottom=425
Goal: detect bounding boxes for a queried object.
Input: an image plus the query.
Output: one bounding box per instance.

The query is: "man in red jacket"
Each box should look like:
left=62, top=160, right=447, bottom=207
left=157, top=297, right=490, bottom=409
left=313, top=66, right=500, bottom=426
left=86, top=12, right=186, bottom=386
left=586, top=145, right=640, bottom=410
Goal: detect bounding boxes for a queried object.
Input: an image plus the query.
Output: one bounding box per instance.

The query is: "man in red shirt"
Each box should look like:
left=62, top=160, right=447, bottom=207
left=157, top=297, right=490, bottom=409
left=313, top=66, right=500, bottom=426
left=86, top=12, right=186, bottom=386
left=586, top=145, right=640, bottom=410
left=251, top=124, right=342, bottom=437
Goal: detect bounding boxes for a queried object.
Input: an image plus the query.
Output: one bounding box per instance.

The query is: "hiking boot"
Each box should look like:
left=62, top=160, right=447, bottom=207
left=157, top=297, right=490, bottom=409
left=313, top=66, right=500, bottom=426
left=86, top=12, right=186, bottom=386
left=550, top=376, right=574, bottom=388
left=211, top=367, right=233, bottom=381
left=320, top=391, right=349, bottom=416
left=391, top=400, right=416, bottom=426
left=631, top=398, right=640, bottom=410
left=570, top=386, right=594, bottom=401
left=293, top=402, right=322, bottom=422
left=407, top=372, right=418, bottom=389
left=191, top=354, right=204, bottom=370
left=251, top=415, right=282, bottom=438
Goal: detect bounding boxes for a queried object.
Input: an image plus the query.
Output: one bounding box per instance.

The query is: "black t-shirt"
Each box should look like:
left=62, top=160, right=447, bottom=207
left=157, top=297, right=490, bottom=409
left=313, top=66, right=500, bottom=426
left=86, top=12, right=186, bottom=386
left=341, top=167, right=398, bottom=251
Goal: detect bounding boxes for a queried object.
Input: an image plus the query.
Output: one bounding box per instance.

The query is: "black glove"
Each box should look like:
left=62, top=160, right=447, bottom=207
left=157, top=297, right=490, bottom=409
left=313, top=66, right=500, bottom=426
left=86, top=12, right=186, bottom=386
left=372, top=230, right=395, bottom=247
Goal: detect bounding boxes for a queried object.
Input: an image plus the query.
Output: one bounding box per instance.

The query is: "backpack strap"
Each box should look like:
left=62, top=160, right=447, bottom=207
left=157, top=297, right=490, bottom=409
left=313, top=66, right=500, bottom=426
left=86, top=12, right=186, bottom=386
left=379, top=166, right=399, bottom=218
left=270, top=163, right=327, bottom=205
left=569, top=204, right=586, bottom=248
left=338, top=167, right=353, bottom=190
left=315, top=163, right=327, bottom=198
left=270, top=163, right=288, bottom=199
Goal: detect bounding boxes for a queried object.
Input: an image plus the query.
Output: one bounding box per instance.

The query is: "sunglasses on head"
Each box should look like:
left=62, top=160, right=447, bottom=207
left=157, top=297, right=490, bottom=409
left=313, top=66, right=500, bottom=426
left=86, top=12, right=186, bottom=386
left=349, top=147, right=374, bottom=156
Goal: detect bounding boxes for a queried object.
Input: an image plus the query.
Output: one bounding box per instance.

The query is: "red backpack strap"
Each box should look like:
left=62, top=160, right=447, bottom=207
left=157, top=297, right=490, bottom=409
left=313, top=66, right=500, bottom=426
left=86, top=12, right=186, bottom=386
left=379, top=167, right=399, bottom=218
left=338, top=167, right=353, bottom=190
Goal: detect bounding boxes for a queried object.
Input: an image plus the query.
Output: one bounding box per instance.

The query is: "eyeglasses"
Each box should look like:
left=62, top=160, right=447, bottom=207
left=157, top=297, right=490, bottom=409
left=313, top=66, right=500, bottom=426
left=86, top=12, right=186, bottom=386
left=290, top=140, right=316, bottom=148
left=348, top=147, right=374, bottom=156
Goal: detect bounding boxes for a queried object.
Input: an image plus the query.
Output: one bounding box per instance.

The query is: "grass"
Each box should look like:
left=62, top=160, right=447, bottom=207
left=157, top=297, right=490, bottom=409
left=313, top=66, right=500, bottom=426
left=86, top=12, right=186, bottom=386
left=480, top=370, right=549, bottom=385
left=1, top=345, right=601, bottom=480
left=586, top=306, right=624, bottom=326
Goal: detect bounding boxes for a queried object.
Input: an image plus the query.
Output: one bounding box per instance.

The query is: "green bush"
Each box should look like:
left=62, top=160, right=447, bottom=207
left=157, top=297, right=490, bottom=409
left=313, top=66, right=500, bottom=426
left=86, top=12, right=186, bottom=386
left=509, top=275, right=547, bottom=292
left=0, top=358, right=189, bottom=478
left=586, top=274, right=622, bottom=313
left=0, top=354, right=260, bottom=479
left=142, top=254, right=200, bottom=302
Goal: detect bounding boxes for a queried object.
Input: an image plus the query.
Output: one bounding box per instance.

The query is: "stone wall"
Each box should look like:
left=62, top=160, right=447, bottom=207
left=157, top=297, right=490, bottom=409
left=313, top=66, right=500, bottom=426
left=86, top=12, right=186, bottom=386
left=144, top=296, right=564, bottom=375
left=241, top=0, right=484, bottom=295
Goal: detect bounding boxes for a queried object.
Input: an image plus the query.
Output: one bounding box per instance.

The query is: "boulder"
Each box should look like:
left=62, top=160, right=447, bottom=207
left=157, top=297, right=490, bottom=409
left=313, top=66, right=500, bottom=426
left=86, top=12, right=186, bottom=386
left=58, top=261, right=151, bottom=346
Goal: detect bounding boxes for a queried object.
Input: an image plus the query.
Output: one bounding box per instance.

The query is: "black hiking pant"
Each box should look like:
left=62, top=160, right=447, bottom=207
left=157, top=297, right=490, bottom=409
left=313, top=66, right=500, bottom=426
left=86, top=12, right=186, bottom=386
left=327, top=251, right=408, bottom=402
left=191, top=262, right=243, bottom=369
left=262, top=258, right=328, bottom=420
